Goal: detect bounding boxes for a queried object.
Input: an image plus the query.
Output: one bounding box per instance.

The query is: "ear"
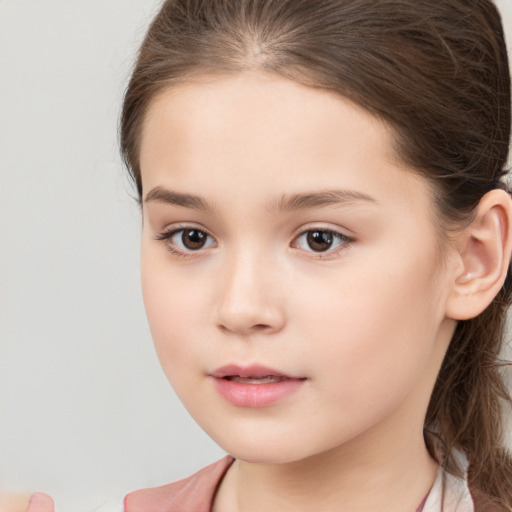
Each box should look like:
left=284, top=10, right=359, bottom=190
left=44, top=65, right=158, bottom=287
left=446, top=189, right=512, bottom=321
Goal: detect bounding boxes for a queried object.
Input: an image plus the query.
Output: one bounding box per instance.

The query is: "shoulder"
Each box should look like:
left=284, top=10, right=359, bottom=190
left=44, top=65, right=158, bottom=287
left=124, top=456, right=235, bottom=512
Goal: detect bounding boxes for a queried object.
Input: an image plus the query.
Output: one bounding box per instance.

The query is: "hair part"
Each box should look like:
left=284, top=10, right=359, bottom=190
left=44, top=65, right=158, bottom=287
left=121, top=0, right=512, bottom=507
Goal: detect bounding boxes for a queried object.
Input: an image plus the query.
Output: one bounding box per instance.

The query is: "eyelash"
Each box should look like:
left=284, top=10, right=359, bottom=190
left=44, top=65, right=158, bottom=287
left=154, top=225, right=354, bottom=259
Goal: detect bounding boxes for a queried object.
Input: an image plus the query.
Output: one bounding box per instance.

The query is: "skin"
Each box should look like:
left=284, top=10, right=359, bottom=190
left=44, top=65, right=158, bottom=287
left=0, top=493, right=30, bottom=512
left=138, top=71, right=495, bottom=511
left=0, top=492, right=54, bottom=512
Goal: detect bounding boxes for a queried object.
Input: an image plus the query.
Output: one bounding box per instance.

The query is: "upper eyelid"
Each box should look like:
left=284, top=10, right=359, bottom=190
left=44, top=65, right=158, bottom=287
left=155, top=223, right=215, bottom=239
left=291, top=223, right=353, bottom=240
left=295, top=229, right=351, bottom=239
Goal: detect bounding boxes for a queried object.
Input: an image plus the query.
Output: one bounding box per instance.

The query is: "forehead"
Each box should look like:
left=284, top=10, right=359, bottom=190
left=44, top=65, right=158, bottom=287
left=139, top=71, right=433, bottom=215
left=141, top=71, right=396, bottom=164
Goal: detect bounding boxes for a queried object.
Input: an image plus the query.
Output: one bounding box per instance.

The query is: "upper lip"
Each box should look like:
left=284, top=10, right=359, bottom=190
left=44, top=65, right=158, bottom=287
left=210, top=364, right=304, bottom=379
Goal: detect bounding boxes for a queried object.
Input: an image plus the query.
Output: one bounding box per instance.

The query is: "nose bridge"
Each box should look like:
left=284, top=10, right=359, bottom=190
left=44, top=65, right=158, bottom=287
left=215, top=241, right=284, bottom=335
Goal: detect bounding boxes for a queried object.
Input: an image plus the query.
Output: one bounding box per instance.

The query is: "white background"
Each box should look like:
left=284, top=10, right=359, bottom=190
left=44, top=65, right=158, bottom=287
left=0, top=1, right=511, bottom=511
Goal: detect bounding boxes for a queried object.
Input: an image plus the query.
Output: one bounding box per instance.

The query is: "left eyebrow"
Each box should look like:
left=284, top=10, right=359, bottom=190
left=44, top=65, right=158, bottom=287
left=268, top=189, right=377, bottom=213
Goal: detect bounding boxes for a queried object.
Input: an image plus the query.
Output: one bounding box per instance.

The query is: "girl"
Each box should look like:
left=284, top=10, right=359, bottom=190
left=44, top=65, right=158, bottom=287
left=119, top=0, right=512, bottom=511
left=29, top=0, right=512, bottom=510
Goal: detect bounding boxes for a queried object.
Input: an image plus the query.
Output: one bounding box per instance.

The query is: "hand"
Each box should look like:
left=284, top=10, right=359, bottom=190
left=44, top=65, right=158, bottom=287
left=0, top=493, right=31, bottom=512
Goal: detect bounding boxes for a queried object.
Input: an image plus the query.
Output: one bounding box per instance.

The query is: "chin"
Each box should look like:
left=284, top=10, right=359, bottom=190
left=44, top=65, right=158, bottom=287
left=226, top=444, right=309, bottom=465
left=206, top=427, right=326, bottom=465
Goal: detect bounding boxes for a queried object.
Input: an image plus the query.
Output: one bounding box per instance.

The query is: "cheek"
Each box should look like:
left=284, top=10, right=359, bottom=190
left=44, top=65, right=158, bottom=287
left=293, top=241, right=446, bottom=401
left=140, top=249, right=209, bottom=375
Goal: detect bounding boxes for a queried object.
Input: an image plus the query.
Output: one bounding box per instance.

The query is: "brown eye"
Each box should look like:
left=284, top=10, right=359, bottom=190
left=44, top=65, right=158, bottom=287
left=156, top=227, right=216, bottom=254
left=306, top=230, right=334, bottom=252
left=181, top=229, right=208, bottom=250
left=294, top=229, right=352, bottom=254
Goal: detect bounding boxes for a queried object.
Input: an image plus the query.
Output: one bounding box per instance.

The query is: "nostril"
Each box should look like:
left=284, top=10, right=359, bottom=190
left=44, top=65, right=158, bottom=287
left=217, top=322, right=272, bottom=334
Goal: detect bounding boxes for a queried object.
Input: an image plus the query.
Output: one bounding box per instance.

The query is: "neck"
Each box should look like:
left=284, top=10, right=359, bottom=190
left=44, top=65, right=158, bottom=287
left=215, top=420, right=439, bottom=512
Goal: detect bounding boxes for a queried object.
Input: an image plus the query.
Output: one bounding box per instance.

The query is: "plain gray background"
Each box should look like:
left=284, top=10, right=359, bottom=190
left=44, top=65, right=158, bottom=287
left=0, top=1, right=511, bottom=511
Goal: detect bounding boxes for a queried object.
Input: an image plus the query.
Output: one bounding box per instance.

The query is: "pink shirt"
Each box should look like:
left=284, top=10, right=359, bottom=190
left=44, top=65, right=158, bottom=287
left=124, top=456, right=234, bottom=512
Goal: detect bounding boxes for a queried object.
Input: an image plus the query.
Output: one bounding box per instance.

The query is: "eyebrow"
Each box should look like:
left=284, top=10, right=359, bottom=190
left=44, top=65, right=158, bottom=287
left=144, top=186, right=213, bottom=211
left=144, top=186, right=376, bottom=212
left=269, top=189, right=377, bottom=213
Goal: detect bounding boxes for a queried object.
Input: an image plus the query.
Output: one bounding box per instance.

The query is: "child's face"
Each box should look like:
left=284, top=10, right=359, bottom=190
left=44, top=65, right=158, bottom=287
left=139, top=71, right=457, bottom=464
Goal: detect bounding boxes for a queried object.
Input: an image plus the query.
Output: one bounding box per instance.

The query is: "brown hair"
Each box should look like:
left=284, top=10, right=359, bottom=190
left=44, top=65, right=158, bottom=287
left=121, top=0, right=512, bottom=508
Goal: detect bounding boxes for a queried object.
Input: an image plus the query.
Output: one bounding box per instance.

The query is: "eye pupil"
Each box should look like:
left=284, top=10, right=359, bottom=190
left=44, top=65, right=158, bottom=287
left=182, top=229, right=207, bottom=250
left=307, top=230, right=333, bottom=252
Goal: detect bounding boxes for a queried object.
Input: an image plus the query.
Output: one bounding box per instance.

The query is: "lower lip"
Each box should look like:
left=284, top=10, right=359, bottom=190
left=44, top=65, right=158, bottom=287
left=212, top=377, right=305, bottom=408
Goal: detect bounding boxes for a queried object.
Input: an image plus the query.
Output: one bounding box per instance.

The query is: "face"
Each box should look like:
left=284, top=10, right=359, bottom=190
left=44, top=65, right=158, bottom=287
left=139, top=71, right=457, bottom=464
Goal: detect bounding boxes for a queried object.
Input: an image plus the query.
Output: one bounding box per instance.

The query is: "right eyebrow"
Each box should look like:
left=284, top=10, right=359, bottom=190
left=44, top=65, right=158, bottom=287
left=144, top=186, right=213, bottom=212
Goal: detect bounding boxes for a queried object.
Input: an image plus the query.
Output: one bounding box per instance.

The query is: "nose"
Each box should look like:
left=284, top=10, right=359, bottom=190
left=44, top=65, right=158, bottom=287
left=215, top=250, right=286, bottom=336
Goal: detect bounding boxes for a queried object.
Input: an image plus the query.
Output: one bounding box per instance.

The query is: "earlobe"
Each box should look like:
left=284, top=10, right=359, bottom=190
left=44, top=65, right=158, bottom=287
left=446, top=189, right=512, bottom=321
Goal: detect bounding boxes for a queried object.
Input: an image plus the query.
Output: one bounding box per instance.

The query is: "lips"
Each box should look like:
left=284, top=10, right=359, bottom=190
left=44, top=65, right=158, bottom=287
left=227, top=375, right=287, bottom=384
left=211, top=364, right=298, bottom=379
left=209, top=365, right=306, bottom=407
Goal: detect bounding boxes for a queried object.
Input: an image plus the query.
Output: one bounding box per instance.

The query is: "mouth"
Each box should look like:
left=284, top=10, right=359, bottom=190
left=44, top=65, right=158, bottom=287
left=210, top=364, right=304, bottom=381
left=223, top=375, right=289, bottom=384
left=209, top=365, right=306, bottom=408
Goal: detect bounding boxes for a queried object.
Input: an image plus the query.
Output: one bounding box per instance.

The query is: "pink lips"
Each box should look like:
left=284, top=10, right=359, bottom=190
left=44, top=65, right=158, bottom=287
left=210, top=365, right=306, bottom=408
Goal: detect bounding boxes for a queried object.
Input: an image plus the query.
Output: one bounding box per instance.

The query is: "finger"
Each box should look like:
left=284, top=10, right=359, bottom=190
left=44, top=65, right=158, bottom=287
left=27, top=493, right=55, bottom=512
